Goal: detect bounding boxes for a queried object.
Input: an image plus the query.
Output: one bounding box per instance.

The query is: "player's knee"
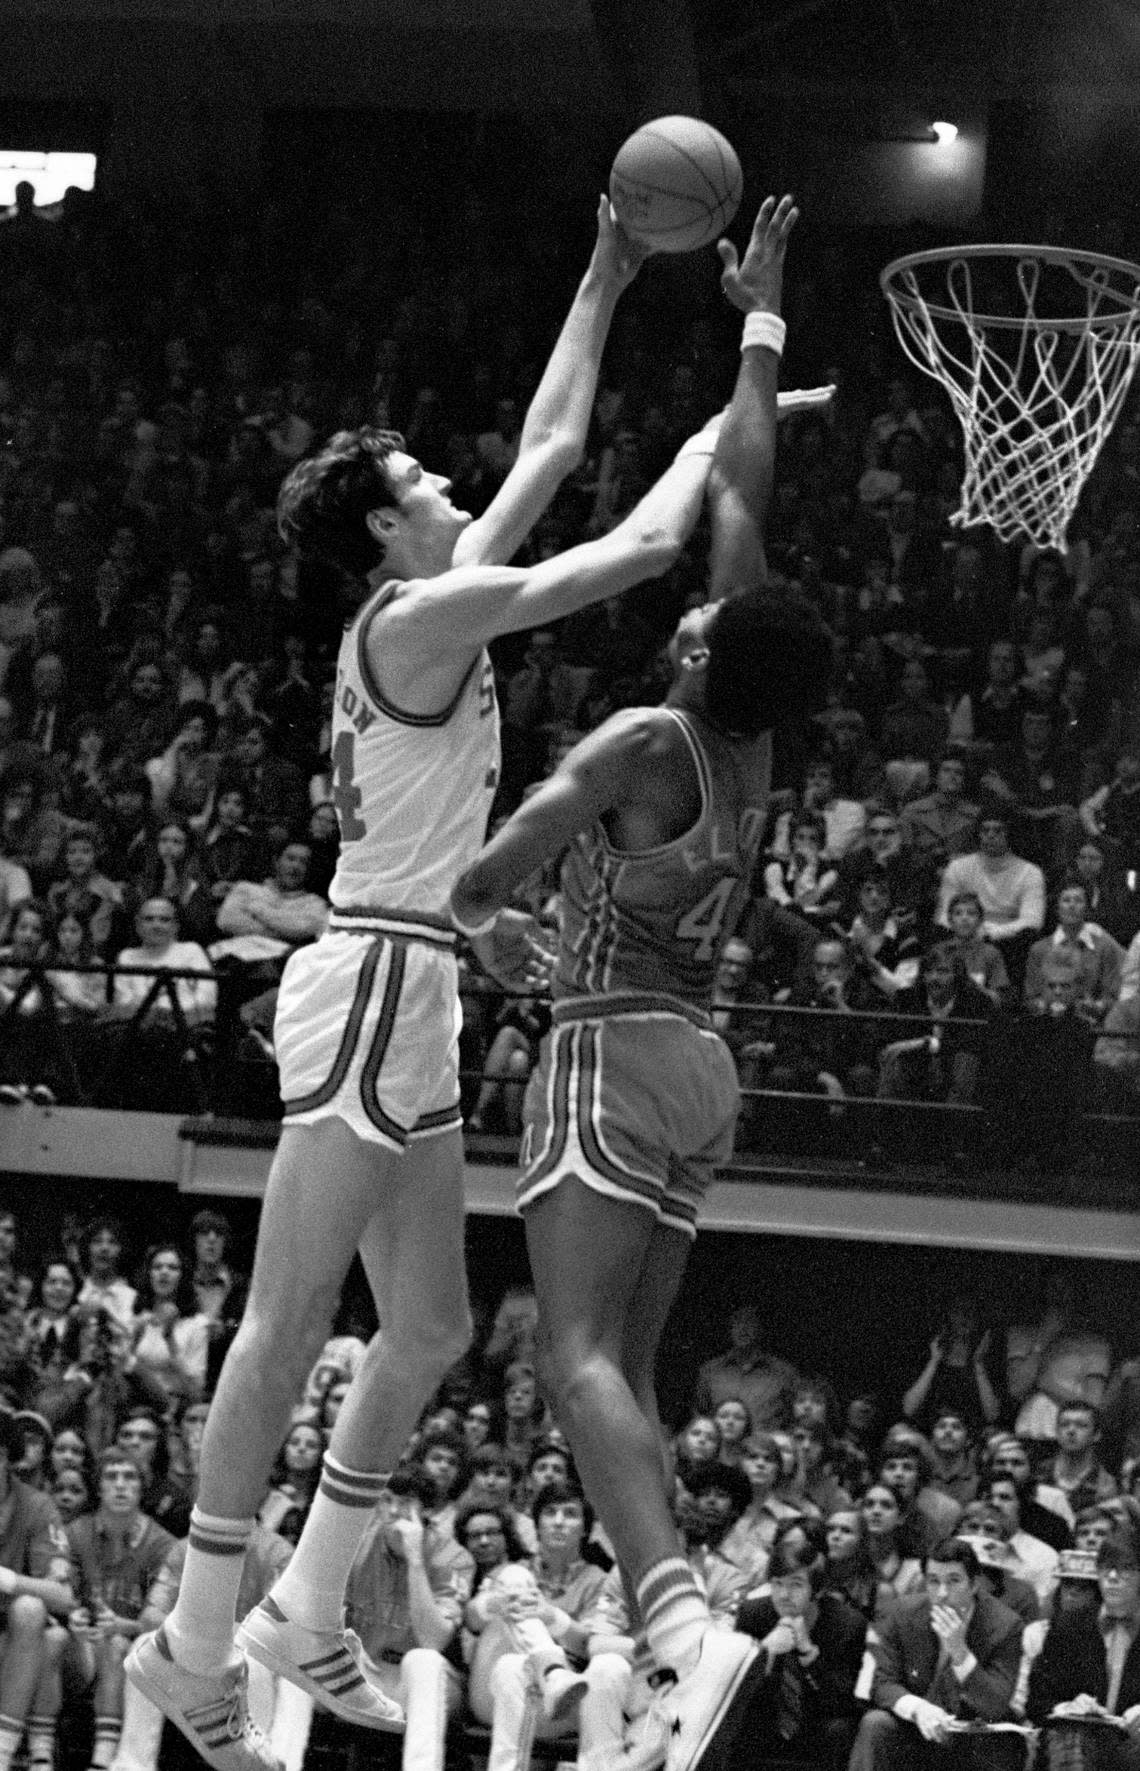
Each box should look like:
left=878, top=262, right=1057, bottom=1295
left=41, top=1623, right=68, bottom=1666
left=7, top=1594, right=47, bottom=1636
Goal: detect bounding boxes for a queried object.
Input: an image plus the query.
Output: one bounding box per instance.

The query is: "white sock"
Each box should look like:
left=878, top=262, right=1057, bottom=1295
left=0, top=1716, right=23, bottom=1771
left=26, top=1715, right=54, bottom=1767
left=269, top=1456, right=389, bottom=1632
left=164, top=1509, right=255, bottom=1676
left=636, top=1557, right=709, bottom=1679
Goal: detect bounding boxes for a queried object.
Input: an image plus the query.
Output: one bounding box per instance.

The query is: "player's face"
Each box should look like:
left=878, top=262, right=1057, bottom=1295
left=385, top=451, right=470, bottom=546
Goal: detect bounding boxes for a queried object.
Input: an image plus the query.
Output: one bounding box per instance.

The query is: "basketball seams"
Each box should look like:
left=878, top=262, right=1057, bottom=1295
left=639, top=125, right=723, bottom=206
left=610, top=117, right=742, bottom=254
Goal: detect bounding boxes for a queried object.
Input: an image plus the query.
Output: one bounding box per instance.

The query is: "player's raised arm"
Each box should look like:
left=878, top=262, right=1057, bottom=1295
left=383, top=410, right=724, bottom=659
left=452, top=199, right=649, bottom=570
left=706, top=193, right=799, bottom=602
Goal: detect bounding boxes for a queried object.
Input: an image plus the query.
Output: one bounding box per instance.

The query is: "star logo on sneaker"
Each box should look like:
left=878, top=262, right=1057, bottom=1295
left=671, top=1719, right=682, bottom=1737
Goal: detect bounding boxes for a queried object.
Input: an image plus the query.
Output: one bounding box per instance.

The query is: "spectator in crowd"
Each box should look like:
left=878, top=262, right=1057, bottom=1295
left=1070, top=838, right=1140, bottom=947
left=1023, top=880, right=1125, bottom=1025
left=773, top=758, right=867, bottom=862
left=675, top=1415, right=724, bottom=1475
left=694, top=1304, right=799, bottom=1436
left=0, top=1406, right=74, bottom=1771
left=1025, top=1525, right=1140, bottom=1759
left=110, top=898, right=216, bottom=1029
left=128, top=1243, right=209, bottom=1409
left=342, top=1469, right=474, bottom=1771
left=143, top=700, right=222, bottom=833
left=977, top=1471, right=1060, bottom=1607
left=258, top=1421, right=324, bottom=1548
left=59, top=1448, right=176, bottom=1771
left=768, top=936, right=880, bottom=1103
left=764, top=812, right=841, bottom=923
left=985, top=1437, right=1071, bottom=1546
left=859, top=1483, right=925, bottom=1608
left=949, top=639, right=1030, bottom=754
left=876, top=943, right=996, bottom=1107
left=1081, top=750, right=1140, bottom=877
left=837, top=867, right=920, bottom=1002
left=849, top=1538, right=1024, bottom=1771
left=899, top=753, right=981, bottom=869
left=1006, top=1271, right=1113, bottom=1447
left=231, top=715, right=308, bottom=851
left=465, top=1479, right=606, bottom=1770
left=719, top=1433, right=805, bottom=1586
left=936, top=811, right=1046, bottom=990
left=115, top=1410, right=190, bottom=1537
left=732, top=1534, right=866, bottom=1771
left=943, top=891, right=1012, bottom=1005
left=126, top=821, right=215, bottom=951
left=824, top=1507, right=882, bottom=1621
left=45, top=824, right=123, bottom=958
left=927, top=1412, right=981, bottom=1511
left=900, top=1295, right=1000, bottom=1437
left=189, top=1208, right=249, bottom=1391
left=1045, top=1402, right=1120, bottom=1524
left=984, top=704, right=1082, bottom=871
left=879, top=1433, right=963, bottom=1552
left=712, top=1399, right=752, bottom=1470
left=77, top=1223, right=136, bottom=1338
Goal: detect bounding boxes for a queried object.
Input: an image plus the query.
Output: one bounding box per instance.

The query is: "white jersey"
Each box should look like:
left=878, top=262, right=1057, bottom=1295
left=327, top=582, right=500, bottom=916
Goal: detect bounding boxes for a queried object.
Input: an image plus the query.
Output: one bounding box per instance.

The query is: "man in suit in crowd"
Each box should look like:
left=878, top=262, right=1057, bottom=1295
left=849, top=1537, right=1024, bottom=1771
left=1027, top=1527, right=1140, bottom=1771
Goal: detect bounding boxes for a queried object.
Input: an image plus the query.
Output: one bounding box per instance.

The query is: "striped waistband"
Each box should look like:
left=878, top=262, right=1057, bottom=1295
left=552, top=991, right=713, bottom=1032
left=328, top=905, right=456, bottom=950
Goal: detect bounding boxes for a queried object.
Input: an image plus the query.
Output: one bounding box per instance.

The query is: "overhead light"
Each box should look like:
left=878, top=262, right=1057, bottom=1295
left=931, top=121, right=959, bottom=145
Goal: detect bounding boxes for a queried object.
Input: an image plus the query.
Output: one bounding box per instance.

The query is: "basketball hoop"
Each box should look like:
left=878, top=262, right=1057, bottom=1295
left=880, top=244, right=1140, bottom=550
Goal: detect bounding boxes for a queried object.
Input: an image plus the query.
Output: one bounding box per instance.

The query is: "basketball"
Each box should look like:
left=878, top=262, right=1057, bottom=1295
left=609, top=116, right=743, bottom=254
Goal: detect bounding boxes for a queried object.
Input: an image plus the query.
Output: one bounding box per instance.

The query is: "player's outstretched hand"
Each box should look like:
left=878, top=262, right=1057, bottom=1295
left=470, top=908, right=553, bottom=995
left=718, top=193, right=798, bottom=315
left=592, top=194, right=652, bottom=293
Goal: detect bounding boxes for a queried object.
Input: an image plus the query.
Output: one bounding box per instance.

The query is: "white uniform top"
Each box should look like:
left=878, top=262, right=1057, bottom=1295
left=326, top=582, right=500, bottom=917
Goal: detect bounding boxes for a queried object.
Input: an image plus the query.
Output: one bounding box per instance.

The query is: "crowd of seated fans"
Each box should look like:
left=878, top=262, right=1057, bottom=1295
left=0, top=1197, right=1133, bottom=1771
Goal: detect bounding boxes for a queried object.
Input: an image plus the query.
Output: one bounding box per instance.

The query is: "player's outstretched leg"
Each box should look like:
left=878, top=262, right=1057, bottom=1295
left=236, top=1129, right=470, bottom=1727
left=127, top=1124, right=469, bottom=1763
left=523, top=1177, right=764, bottom=1771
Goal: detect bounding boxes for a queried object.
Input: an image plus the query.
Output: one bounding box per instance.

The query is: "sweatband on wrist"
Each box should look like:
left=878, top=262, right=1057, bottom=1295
left=741, top=310, right=786, bottom=356
left=451, top=905, right=498, bottom=939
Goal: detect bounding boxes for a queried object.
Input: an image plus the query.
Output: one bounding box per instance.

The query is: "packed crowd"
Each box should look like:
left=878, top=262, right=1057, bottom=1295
left=0, top=184, right=1139, bottom=1144
left=0, top=1199, right=1134, bottom=1771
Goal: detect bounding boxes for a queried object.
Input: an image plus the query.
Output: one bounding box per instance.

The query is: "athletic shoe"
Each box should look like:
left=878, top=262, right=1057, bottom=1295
left=618, top=1698, right=673, bottom=1771
left=236, top=1596, right=404, bottom=1730
left=659, top=1630, right=765, bottom=1771
left=124, top=1627, right=281, bottom=1771
left=529, top=1655, right=589, bottom=1725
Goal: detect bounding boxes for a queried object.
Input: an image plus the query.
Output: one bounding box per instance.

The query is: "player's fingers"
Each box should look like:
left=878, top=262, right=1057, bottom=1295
left=752, top=195, right=776, bottom=235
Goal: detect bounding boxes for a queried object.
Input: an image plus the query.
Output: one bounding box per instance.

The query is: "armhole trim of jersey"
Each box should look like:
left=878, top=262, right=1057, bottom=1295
left=594, top=708, right=711, bottom=862
left=356, top=583, right=481, bottom=729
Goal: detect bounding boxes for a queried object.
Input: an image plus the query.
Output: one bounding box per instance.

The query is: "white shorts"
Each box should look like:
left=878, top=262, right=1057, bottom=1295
left=275, top=909, right=463, bottom=1153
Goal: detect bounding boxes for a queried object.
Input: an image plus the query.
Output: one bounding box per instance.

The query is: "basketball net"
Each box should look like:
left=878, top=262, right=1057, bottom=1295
left=881, top=246, right=1140, bottom=550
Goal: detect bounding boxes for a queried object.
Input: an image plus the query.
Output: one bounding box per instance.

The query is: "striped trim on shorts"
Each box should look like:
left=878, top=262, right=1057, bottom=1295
left=517, top=996, right=739, bottom=1239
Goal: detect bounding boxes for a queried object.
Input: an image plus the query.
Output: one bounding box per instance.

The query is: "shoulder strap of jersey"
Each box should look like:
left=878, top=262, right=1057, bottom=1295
left=354, top=581, right=481, bottom=728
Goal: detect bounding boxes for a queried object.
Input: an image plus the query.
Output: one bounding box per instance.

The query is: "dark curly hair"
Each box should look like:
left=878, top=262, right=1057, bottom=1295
left=705, top=592, right=833, bottom=740
left=277, top=427, right=404, bottom=581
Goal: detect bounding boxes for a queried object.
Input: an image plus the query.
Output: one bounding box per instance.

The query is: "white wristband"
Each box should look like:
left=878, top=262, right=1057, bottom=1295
left=451, top=905, right=498, bottom=939
left=741, top=310, right=786, bottom=357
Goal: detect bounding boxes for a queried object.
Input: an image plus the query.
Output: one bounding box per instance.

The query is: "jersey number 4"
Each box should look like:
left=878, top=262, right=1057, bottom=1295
left=674, top=877, right=736, bottom=961
left=331, top=731, right=367, bottom=841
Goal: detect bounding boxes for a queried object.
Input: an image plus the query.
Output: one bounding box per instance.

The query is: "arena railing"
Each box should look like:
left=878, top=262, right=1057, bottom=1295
left=1, top=967, right=1137, bottom=1190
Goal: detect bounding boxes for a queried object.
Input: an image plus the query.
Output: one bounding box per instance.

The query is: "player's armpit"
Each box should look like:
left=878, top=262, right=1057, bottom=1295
left=452, top=711, right=671, bottom=927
